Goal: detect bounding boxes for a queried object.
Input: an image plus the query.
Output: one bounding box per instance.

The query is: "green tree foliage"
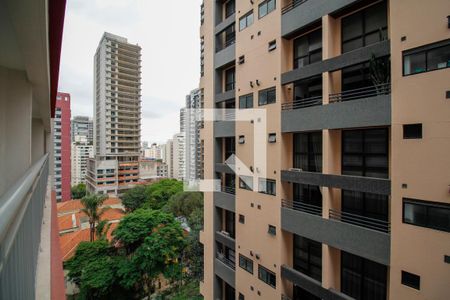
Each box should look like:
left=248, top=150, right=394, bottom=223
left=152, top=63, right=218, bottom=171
left=164, top=191, right=203, bottom=220
left=71, top=183, right=87, bottom=199
left=121, top=185, right=147, bottom=212
left=144, top=179, right=183, bottom=210
left=80, top=194, right=108, bottom=242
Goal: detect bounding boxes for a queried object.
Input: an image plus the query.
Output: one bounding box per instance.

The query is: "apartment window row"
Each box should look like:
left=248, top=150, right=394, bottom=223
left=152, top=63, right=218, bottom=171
left=403, top=38, right=450, bottom=76
left=293, top=29, right=322, bottom=69
left=239, top=254, right=253, bottom=274
left=258, top=0, right=276, bottom=19
left=258, top=178, right=276, bottom=195
left=238, top=87, right=276, bottom=108
left=403, top=198, right=450, bottom=233
left=239, top=10, right=254, bottom=31
left=258, top=265, right=276, bottom=288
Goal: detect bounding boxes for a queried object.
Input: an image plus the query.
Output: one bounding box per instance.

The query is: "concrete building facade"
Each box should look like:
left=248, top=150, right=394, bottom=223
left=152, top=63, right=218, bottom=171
left=54, top=92, right=71, bottom=202
left=173, top=132, right=185, bottom=181
left=200, top=1, right=450, bottom=300
left=71, top=115, right=93, bottom=143
left=87, top=32, right=142, bottom=196
left=71, top=135, right=93, bottom=186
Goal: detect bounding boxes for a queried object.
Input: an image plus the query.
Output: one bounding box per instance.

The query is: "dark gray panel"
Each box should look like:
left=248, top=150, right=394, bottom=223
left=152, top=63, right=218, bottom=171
left=215, top=163, right=234, bottom=174
left=214, top=258, right=236, bottom=288
left=281, top=207, right=390, bottom=265
left=214, top=192, right=235, bottom=212
left=281, top=0, right=361, bottom=37
left=215, top=90, right=236, bottom=103
left=281, top=170, right=391, bottom=195
left=214, top=44, right=236, bottom=69
left=281, top=40, right=390, bottom=84
left=281, top=95, right=391, bottom=132
left=214, top=121, right=235, bottom=138
left=281, top=265, right=353, bottom=300
left=215, top=14, right=236, bottom=34
left=215, top=231, right=236, bottom=250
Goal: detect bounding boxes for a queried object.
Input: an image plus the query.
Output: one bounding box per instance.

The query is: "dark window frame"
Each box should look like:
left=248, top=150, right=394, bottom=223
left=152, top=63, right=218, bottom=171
left=239, top=10, right=254, bottom=31
left=224, top=0, right=236, bottom=18
left=239, top=254, right=254, bottom=274
left=403, top=124, right=422, bottom=139
left=258, top=265, right=276, bottom=288
left=225, top=67, right=236, bottom=91
left=258, top=178, right=276, bottom=196
left=268, top=133, right=276, bottom=143
left=293, top=131, right=322, bottom=172
left=293, top=29, right=323, bottom=69
left=403, top=39, right=450, bottom=76
left=293, top=235, right=322, bottom=282
left=401, top=271, right=421, bottom=290
left=403, top=198, right=450, bottom=233
left=239, top=176, right=253, bottom=191
left=239, top=93, right=254, bottom=109
left=258, top=87, right=276, bottom=106
left=258, top=0, right=276, bottom=19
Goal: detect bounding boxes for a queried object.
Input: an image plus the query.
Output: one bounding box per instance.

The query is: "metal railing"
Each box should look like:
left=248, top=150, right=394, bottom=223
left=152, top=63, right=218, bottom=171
left=281, top=0, right=309, bottom=14
left=329, top=83, right=391, bottom=103
left=0, top=154, right=49, bottom=300
left=282, top=95, right=323, bottom=110
left=221, top=185, right=236, bottom=195
left=329, top=208, right=390, bottom=233
left=282, top=199, right=322, bottom=216
left=216, top=252, right=236, bottom=270
left=216, top=35, right=236, bottom=52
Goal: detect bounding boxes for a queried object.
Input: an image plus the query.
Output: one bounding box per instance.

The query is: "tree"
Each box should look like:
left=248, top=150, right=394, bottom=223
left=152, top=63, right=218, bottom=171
left=81, top=194, right=108, bottom=242
left=164, top=191, right=203, bottom=219
left=144, top=179, right=183, bottom=210
left=122, top=185, right=147, bottom=212
left=71, top=183, right=87, bottom=199
left=95, top=220, right=111, bottom=241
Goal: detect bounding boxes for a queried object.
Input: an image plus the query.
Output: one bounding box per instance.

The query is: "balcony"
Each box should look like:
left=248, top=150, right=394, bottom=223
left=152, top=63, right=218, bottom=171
left=215, top=89, right=236, bottom=104
left=215, top=13, right=236, bottom=35
left=214, top=189, right=235, bottom=212
left=281, top=203, right=390, bottom=265
left=281, top=0, right=362, bottom=38
left=329, top=209, right=390, bottom=233
left=215, top=43, right=235, bottom=69
left=281, top=169, right=391, bottom=195
left=282, top=199, right=322, bottom=216
left=215, top=231, right=236, bottom=250
left=215, top=163, right=234, bottom=174
left=214, top=120, right=235, bottom=138
left=215, top=254, right=236, bottom=288
left=281, top=265, right=353, bottom=300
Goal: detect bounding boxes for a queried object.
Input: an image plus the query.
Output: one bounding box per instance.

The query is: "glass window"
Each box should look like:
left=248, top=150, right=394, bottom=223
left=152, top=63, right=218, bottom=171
left=259, top=0, right=276, bottom=18
left=294, top=29, right=322, bottom=69
left=258, top=265, right=276, bottom=288
left=268, top=133, right=276, bottom=143
left=293, top=132, right=322, bottom=172
left=239, top=176, right=253, bottom=190
left=239, top=93, right=253, bottom=109
left=342, top=128, right=389, bottom=179
left=268, top=225, right=276, bottom=236
left=342, top=190, right=389, bottom=226
left=224, top=0, right=235, bottom=18
left=225, top=210, right=235, bottom=238
left=403, top=198, right=450, bottom=232
left=403, top=41, right=450, bottom=75
left=341, top=251, right=387, bottom=300
left=239, top=10, right=254, bottom=31
left=403, top=124, right=422, bottom=139
left=239, top=254, right=254, bottom=274
left=293, top=183, right=322, bottom=210
left=258, top=178, right=276, bottom=196
left=294, top=235, right=322, bottom=282
left=258, top=87, right=276, bottom=106
left=401, top=271, right=420, bottom=290
left=225, top=68, right=235, bottom=91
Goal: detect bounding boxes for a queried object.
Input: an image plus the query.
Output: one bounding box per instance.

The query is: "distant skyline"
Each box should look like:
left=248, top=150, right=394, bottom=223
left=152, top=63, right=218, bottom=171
left=58, top=0, right=202, bottom=144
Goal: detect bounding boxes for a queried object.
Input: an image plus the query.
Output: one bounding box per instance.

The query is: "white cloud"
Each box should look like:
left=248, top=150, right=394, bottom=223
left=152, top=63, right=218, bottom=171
left=59, top=0, right=202, bottom=143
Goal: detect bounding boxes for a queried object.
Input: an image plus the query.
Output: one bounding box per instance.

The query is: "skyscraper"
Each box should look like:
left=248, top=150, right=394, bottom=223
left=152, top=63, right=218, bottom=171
left=71, top=135, right=93, bottom=186
left=199, top=1, right=450, bottom=300
left=86, top=32, right=142, bottom=196
left=71, top=115, right=93, bottom=143
left=54, top=92, right=71, bottom=202
left=184, top=88, right=203, bottom=183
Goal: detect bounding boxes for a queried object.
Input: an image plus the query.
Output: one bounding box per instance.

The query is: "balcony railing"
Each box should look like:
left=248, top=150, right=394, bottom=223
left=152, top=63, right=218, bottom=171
left=329, top=208, right=390, bottom=233
left=282, top=95, right=323, bottom=110
left=221, top=185, right=236, bottom=195
left=329, top=83, right=391, bottom=103
left=216, top=35, right=236, bottom=52
left=282, top=199, right=322, bottom=216
left=216, top=252, right=235, bottom=270
left=281, top=0, right=309, bottom=14
left=0, top=154, right=49, bottom=299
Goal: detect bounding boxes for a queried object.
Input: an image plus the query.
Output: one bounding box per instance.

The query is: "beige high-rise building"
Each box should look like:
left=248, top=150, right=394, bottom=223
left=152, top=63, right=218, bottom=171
left=86, top=32, right=142, bottom=196
left=199, top=1, right=450, bottom=300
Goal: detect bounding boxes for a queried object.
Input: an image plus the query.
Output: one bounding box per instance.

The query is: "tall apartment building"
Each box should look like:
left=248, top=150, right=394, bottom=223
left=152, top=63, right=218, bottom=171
left=54, top=92, right=71, bottom=202
left=71, top=135, right=94, bottom=186
left=71, top=115, right=93, bottom=143
left=165, top=138, right=174, bottom=178
left=173, top=132, right=185, bottom=180
left=86, top=32, right=142, bottom=196
left=200, top=1, right=450, bottom=300
left=184, top=88, right=204, bottom=182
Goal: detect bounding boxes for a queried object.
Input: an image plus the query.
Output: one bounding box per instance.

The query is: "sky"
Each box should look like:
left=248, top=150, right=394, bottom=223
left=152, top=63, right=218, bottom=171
left=59, top=0, right=202, bottom=144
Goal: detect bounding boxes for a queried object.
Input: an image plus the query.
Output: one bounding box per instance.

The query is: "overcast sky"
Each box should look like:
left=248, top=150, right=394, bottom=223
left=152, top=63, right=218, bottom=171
left=59, top=0, right=202, bottom=144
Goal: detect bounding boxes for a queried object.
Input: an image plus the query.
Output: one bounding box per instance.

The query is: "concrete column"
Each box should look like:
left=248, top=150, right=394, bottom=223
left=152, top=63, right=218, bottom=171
left=0, top=66, right=32, bottom=196
left=32, top=118, right=45, bottom=164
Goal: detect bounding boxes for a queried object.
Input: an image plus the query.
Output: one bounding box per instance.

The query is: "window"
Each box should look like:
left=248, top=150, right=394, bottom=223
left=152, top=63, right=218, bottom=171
left=403, top=198, right=450, bottom=233
left=294, top=235, right=322, bottom=282
left=293, top=184, right=322, bottom=211
left=225, top=68, right=235, bottom=91
left=239, top=293, right=245, bottom=300
left=293, top=75, right=322, bottom=106
left=342, top=190, right=389, bottom=228
left=293, top=29, right=322, bottom=69
left=238, top=135, right=245, bottom=144
left=342, top=128, right=389, bottom=179
left=258, top=265, right=276, bottom=288
left=239, top=93, right=253, bottom=109
left=259, top=0, right=276, bottom=18
left=239, top=254, right=253, bottom=274
left=268, top=133, right=276, bottom=143
left=341, top=1, right=387, bottom=53
left=402, top=271, right=420, bottom=290
left=225, top=210, right=236, bottom=238
left=258, top=87, right=276, bottom=105
left=239, top=176, right=253, bottom=190
left=403, top=124, right=422, bottom=139
left=341, top=251, right=387, bottom=300
left=238, top=55, right=245, bottom=64
left=259, top=178, right=276, bottom=195
left=239, top=10, right=254, bottom=31
left=224, top=0, right=235, bottom=18
left=403, top=39, right=450, bottom=75
left=224, top=137, right=235, bottom=159
left=268, top=40, right=277, bottom=52
left=239, top=214, right=245, bottom=224
left=293, top=132, right=322, bottom=172
left=268, top=225, right=276, bottom=236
